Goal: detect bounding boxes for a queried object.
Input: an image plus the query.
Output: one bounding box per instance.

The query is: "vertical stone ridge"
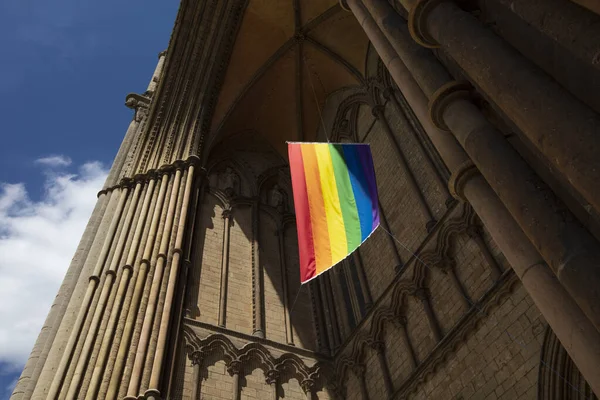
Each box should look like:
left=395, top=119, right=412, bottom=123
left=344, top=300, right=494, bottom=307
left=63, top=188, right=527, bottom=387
left=106, top=174, right=170, bottom=399
left=102, top=179, right=157, bottom=396
left=85, top=178, right=155, bottom=399
left=125, top=168, right=183, bottom=398
left=63, top=183, right=142, bottom=399
left=146, top=164, right=196, bottom=399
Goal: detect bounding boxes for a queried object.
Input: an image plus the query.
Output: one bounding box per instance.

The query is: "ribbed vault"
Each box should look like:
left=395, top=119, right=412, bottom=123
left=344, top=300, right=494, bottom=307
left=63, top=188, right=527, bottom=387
left=206, top=0, right=370, bottom=157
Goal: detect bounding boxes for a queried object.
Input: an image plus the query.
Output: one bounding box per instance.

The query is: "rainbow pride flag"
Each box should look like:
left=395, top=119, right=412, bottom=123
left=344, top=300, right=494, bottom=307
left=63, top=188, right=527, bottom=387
left=288, top=143, right=379, bottom=283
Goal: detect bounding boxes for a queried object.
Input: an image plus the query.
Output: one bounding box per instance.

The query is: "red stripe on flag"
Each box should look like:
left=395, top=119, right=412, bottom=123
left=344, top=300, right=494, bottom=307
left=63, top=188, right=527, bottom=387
left=288, top=144, right=317, bottom=282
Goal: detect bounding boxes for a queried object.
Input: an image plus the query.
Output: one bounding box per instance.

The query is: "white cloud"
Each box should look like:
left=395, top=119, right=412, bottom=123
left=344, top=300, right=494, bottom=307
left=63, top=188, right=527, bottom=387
left=34, top=155, right=72, bottom=168
left=0, top=160, right=108, bottom=372
left=5, top=378, right=17, bottom=397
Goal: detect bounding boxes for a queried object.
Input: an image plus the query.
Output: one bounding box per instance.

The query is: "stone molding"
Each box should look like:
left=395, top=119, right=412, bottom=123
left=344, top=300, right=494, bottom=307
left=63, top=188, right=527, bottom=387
left=183, top=328, right=330, bottom=389
left=330, top=202, right=513, bottom=394
left=394, top=270, right=519, bottom=398
left=448, top=160, right=479, bottom=201
left=428, top=81, right=473, bottom=131
left=537, top=324, right=596, bottom=399
left=97, top=155, right=202, bottom=198
left=407, top=0, right=446, bottom=48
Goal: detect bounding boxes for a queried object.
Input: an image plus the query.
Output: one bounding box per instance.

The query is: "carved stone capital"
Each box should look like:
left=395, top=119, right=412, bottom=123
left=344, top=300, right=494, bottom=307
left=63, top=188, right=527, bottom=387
left=351, top=363, right=366, bottom=376
left=265, top=369, right=279, bottom=385
left=408, top=0, right=447, bottom=48
left=173, top=160, right=186, bottom=171
left=227, top=360, right=242, bottom=376
left=383, top=86, right=394, bottom=100
left=144, top=388, right=160, bottom=399
left=428, top=81, right=473, bottom=131
left=371, top=104, right=385, bottom=119
left=396, top=315, right=408, bottom=327
left=438, top=257, right=456, bottom=273
left=371, top=340, right=386, bottom=353
left=222, top=208, right=232, bottom=220
left=158, top=49, right=167, bottom=59
left=185, top=155, right=202, bottom=169
left=413, top=287, right=429, bottom=301
left=300, top=378, right=316, bottom=394
left=466, top=224, right=481, bottom=239
left=191, top=351, right=203, bottom=366
left=124, top=92, right=151, bottom=110
left=448, top=160, right=480, bottom=201
left=118, top=177, right=134, bottom=189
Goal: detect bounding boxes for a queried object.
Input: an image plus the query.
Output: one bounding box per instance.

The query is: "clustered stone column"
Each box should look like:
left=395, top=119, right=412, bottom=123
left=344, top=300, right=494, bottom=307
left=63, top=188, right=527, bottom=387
left=147, top=163, right=196, bottom=400
left=126, top=165, right=185, bottom=399
left=344, top=0, right=600, bottom=393
left=36, top=156, right=200, bottom=399
left=86, top=178, right=156, bottom=398
left=106, top=172, right=170, bottom=399
left=66, top=180, right=143, bottom=399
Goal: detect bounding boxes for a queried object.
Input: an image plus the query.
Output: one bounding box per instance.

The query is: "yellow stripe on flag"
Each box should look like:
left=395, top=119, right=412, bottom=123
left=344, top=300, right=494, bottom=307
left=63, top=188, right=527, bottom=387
left=314, top=144, right=348, bottom=269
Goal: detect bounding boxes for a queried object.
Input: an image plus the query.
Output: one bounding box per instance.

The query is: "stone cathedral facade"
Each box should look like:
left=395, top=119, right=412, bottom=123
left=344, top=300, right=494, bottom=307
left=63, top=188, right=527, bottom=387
left=11, top=0, right=600, bottom=399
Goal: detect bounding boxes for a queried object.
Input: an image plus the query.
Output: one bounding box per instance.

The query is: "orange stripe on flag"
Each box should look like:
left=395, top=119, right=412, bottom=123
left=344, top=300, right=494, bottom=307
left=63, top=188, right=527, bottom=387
left=300, top=144, right=332, bottom=271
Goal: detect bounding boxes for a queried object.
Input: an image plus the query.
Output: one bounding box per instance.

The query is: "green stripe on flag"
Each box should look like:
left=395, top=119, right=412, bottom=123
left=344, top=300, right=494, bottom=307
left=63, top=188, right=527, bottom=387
left=330, top=144, right=361, bottom=253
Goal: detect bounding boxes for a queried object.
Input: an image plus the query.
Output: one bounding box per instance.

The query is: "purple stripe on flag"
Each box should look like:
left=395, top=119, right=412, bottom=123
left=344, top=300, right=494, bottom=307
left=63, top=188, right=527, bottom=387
left=356, top=144, right=380, bottom=230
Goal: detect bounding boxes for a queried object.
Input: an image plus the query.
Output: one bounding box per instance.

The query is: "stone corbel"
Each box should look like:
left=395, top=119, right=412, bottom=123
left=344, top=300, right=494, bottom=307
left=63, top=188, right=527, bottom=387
left=125, top=92, right=151, bottom=122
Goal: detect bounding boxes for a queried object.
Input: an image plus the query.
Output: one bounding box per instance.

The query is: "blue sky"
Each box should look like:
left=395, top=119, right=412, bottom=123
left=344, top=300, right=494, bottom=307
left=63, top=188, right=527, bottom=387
left=0, top=0, right=178, bottom=397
